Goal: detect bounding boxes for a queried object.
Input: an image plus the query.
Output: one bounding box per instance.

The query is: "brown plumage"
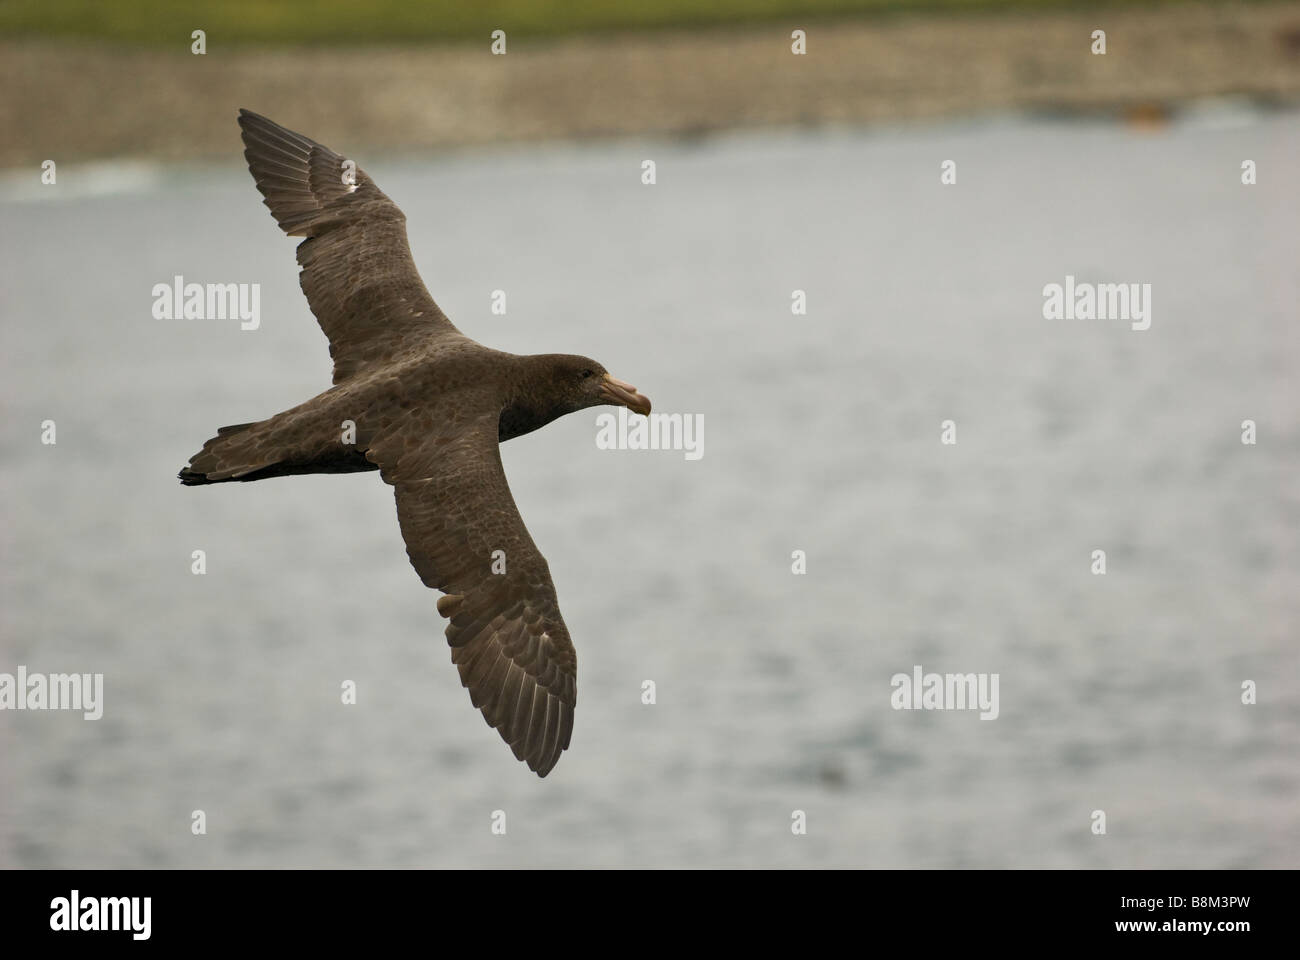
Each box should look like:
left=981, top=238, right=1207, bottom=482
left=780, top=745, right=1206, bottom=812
left=180, top=110, right=651, bottom=778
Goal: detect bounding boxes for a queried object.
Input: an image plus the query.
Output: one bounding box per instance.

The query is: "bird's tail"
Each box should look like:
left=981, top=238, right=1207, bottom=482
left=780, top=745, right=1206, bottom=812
left=179, top=414, right=379, bottom=485
left=178, top=422, right=265, bottom=485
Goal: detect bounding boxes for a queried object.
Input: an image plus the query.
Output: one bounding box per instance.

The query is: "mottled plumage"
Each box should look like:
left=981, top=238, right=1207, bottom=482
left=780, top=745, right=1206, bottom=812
left=180, top=110, right=650, bottom=777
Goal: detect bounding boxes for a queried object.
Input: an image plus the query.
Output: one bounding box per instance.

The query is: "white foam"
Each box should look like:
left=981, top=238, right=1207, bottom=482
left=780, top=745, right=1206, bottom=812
left=0, top=159, right=163, bottom=203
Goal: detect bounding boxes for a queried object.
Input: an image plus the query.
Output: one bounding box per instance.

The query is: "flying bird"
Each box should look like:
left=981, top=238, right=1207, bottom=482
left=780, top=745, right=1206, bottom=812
left=180, top=110, right=651, bottom=777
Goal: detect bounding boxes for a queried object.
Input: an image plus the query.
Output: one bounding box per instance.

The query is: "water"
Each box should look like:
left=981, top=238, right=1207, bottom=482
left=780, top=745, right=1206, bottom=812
left=1, top=110, right=1297, bottom=867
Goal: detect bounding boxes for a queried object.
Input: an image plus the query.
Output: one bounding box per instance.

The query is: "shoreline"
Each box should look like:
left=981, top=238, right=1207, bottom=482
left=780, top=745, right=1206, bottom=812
left=3, top=2, right=1298, bottom=167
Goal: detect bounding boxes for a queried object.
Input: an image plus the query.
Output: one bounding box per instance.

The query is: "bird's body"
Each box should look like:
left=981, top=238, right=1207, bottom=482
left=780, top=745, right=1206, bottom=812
left=181, top=345, right=598, bottom=482
left=180, top=110, right=650, bottom=777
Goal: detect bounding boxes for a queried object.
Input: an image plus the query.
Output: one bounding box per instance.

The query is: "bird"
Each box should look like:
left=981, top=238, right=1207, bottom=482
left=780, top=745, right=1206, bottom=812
left=179, top=109, right=651, bottom=777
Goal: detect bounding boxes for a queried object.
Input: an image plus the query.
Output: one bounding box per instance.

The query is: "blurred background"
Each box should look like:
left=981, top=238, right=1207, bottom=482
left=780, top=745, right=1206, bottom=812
left=1, top=1, right=1297, bottom=868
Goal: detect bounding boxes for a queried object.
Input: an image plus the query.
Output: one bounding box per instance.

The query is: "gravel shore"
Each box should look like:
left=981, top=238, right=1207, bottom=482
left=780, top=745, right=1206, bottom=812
left=3, top=2, right=1299, bottom=167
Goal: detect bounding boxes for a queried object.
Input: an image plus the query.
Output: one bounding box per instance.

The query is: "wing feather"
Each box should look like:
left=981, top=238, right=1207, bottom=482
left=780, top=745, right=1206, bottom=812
left=237, top=109, right=463, bottom=383
left=367, top=412, right=578, bottom=778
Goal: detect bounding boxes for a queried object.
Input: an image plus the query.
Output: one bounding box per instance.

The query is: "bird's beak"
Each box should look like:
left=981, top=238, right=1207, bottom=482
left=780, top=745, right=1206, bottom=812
left=600, top=374, right=652, bottom=416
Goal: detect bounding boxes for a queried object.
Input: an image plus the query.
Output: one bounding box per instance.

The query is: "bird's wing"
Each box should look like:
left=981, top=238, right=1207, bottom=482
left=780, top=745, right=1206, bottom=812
left=365, top=409, right=578, bottom=778
left=238, top=109, right=464, bottom=383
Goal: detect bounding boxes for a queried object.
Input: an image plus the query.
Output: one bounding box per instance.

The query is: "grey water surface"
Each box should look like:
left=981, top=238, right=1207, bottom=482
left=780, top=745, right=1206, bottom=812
left=1, top=107, right=1296, bottom=867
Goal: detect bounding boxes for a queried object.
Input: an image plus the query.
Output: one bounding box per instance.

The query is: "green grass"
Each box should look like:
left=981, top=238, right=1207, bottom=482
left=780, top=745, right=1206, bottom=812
left=0, top=0, right=1207, bottom=47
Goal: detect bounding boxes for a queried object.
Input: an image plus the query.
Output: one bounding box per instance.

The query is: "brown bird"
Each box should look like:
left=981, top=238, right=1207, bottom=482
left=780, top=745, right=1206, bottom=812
left=180, top=110, right=651, bottom=777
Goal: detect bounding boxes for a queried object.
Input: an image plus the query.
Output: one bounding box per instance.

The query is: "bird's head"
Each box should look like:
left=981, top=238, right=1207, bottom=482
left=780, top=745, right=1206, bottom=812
left=552, top=355, right=651, bottom=416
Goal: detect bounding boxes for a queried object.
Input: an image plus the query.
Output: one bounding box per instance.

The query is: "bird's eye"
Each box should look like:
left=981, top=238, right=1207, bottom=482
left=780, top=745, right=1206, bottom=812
left=580, top=369, right=593, bottom=379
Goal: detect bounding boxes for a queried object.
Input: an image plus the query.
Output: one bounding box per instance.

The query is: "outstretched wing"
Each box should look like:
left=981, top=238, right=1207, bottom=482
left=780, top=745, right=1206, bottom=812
left=366, top=410, right=578, bottom=778
left=238, top=109, right=463, bottom=383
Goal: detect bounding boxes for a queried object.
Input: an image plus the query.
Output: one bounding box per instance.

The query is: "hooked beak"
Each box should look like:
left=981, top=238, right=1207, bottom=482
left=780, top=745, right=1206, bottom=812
left=599, top=374, right=652, bottom=416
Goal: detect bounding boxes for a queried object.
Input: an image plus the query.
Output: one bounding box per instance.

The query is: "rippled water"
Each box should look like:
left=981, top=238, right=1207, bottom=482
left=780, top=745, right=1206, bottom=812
left=1, top=108, right=1297, bottom=867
